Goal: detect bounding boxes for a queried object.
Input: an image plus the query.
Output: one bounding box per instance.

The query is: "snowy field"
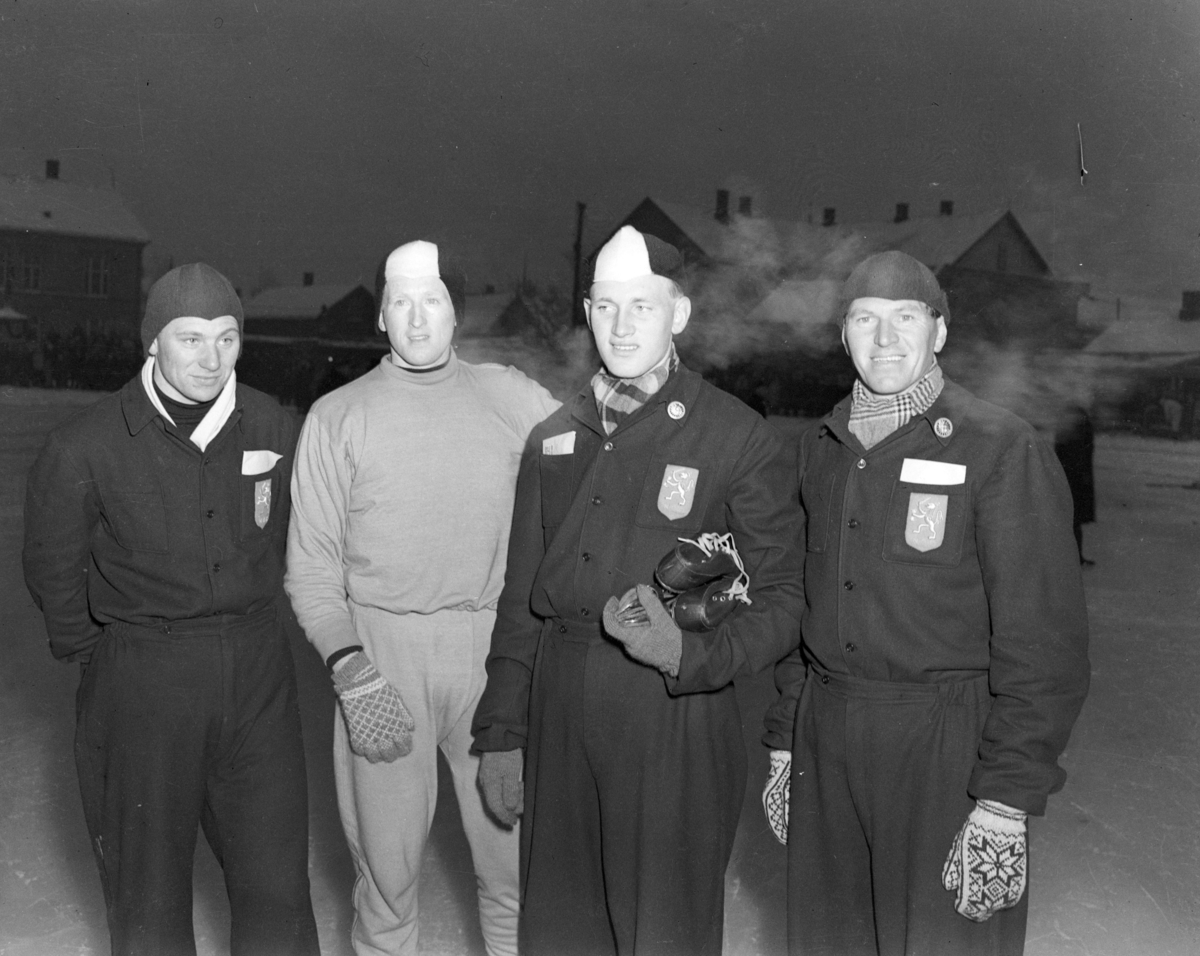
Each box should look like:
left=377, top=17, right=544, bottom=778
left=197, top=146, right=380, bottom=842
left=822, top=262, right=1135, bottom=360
left=1, top=388, right=1197, bottom=955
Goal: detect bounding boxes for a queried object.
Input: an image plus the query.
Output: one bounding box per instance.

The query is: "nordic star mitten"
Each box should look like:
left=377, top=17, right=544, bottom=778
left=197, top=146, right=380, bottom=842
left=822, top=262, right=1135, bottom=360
left=762, top=749, right=791, bottom=845
left=331, top=651, right=416, bottom=763
left=602, top=583, right=683, bottom=677
left=942, top=799, right=1028, bottom=922
left=478, top=748, right=524, bottom=828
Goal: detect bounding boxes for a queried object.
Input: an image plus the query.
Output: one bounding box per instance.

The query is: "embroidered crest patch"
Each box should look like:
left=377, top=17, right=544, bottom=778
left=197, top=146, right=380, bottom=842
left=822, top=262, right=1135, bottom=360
left=657, top=465, right=699, bottom=520
left=906, top=492, right=947, bottom=551
left=254, top=479, right=272, bottom=529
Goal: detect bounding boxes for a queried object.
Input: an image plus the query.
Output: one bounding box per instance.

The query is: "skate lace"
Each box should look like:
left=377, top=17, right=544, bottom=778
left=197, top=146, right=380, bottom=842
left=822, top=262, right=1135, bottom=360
left=676, top=532, right=753, bottom=605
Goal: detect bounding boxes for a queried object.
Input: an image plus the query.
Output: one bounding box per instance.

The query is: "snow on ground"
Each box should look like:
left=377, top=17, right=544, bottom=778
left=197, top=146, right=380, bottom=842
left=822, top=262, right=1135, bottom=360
left=0, top=393, right=1196, bottom=955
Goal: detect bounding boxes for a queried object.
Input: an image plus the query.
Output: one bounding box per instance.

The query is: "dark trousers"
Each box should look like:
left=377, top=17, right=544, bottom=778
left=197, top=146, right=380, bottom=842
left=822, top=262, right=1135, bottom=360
left=74, top=604, right=319, bottom=956
left=520, top=621, right=746, bottom=956
left=787, top=670, right=1028, bottom=956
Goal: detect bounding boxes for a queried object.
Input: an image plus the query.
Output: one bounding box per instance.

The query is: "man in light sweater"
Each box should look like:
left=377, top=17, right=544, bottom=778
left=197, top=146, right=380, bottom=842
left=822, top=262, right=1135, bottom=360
left=285, top=240, right=559, bottom=956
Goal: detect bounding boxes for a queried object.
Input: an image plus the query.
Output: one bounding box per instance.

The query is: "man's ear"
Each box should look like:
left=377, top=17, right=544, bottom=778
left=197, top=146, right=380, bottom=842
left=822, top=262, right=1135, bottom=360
left=377, top=309, right=386, bottom=334
left=671, top=296, right=692, bottom=335
left=583, top=298, right=593, bottom=330
left=933, top=316, right=948, bottom=353
left=148, top=339, right=159, bottom=357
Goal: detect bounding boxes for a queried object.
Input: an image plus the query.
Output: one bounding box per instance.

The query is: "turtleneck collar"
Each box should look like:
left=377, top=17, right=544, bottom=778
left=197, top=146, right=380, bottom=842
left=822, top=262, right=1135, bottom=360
left=378, top=349, right=460, bottom=386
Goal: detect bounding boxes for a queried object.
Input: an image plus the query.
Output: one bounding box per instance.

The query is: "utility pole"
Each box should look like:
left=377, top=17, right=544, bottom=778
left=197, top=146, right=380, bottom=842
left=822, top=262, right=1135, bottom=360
left=571, top=201, right=587, bottom=326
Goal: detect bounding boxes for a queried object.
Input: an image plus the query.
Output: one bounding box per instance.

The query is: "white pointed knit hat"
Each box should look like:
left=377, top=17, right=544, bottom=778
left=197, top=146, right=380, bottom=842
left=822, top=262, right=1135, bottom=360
left=591, top=226, right=685, bottom=285
left=384, top=240, right=441, bottom=281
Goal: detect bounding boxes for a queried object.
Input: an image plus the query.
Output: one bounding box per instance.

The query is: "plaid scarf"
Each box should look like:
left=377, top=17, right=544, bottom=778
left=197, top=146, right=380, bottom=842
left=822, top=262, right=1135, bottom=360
left=848, top=363, right=944, bottom=450
left=591, top=344, right=678, bottom=436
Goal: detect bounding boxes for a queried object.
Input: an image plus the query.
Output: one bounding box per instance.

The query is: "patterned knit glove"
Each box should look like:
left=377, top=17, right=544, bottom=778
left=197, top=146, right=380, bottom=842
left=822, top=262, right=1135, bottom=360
left=762, top=749, right=791, bottom=845
left=331, top=651, right=416, bottom=763
left=942, top=799, right=1028, bottom=922
left=478, top=749, right=524, bottom=828
left=602, top=584, right=683, bottom=678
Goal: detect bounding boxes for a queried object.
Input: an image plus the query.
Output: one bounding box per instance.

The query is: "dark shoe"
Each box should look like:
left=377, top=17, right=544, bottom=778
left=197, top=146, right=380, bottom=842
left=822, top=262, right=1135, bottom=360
left=655, top=538, right=742, bottom=594
left=672, top=575, right=743, bottom=631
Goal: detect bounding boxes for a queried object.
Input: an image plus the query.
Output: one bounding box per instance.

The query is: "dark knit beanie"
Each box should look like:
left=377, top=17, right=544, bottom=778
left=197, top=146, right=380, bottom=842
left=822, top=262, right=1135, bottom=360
left=142, top=263, right=244, bottom=353
left=840, top=251, right=949, bottom=323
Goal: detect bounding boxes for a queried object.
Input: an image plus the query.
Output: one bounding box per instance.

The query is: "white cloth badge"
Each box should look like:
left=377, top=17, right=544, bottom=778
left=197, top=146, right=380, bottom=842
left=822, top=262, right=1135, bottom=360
left=242, top=450, right=283, bottom=475
left=906, top=493, right=948, bottom=551
left=899, top=458, right=966, bottom=485
left=935, top=417, right=954, bottom=438
left=667, top=401, right=686, bottom=420
left=254, top=479, right=272, bottom=528
left=542, top=431, right=576, bottom=456
left=657, top=464, right=699, bottom=519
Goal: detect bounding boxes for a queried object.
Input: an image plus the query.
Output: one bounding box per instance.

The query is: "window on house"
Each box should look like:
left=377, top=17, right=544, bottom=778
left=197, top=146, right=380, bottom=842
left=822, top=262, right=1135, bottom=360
left=87, top=255, right=110, bottom=296
left=7, top=252, right=41, bottom=291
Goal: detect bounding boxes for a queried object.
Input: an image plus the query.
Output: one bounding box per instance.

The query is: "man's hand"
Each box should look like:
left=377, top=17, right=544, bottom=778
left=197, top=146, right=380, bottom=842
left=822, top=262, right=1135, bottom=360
left=478, top=749, right=524, bottom=828
left=331, top=651, right=416, bottom=763
left=762, top=749, right=791, bottom=845
left=942, top=799, right=1028, bottom=921
left=602, top=584, right=683, bottom=677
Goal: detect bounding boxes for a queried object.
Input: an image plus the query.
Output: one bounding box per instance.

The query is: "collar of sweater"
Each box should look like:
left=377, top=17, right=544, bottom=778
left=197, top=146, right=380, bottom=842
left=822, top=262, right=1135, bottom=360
left=379, top=349, right=460, bottom=386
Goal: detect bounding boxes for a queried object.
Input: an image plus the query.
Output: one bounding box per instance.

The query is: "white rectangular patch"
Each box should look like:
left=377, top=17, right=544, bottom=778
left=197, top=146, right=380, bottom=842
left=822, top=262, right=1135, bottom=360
left=542, top=431, right=576, bottom=456
left=899, top=458, right=966, bottom=485
left=242, top=450, right=283, bottom=476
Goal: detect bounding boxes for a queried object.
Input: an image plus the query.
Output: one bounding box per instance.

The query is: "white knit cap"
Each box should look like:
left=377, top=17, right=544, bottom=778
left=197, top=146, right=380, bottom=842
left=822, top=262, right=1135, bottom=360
left=384, top=240, right=440, bottom=281
left=593, top=226, right=654, bottom=283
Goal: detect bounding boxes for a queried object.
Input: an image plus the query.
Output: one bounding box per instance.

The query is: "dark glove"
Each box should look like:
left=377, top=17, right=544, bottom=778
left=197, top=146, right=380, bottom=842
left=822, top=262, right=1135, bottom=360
left=331, top=651, right=416, bottom=763
left=478, top=748, right=524, bottom=827
left=762, top=749, right=791, bottom=845
left=942, top=799, right=1028, bottom=921
left=602, top=584, right=683, bottom=677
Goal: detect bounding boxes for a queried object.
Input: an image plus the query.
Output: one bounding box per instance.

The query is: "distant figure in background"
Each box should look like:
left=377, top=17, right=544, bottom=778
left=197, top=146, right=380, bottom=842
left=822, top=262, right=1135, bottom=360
left=1054, top=403, right=1096, bottom=565
left=763, top=251, right=1090, bottom=956
left=23, top=264, right=319, bottom=956
left=285, top=240, right=558, bottom=956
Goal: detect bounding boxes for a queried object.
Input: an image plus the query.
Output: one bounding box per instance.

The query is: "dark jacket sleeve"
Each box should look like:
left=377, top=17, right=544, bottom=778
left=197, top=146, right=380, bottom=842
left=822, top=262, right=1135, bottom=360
left=471, top=429, right=547, bottom=752
left=667, top=417, right=803, bottom=696
left=23, top=432, right=104, bottom=662
left=969, top=428, right=1091, bottom=814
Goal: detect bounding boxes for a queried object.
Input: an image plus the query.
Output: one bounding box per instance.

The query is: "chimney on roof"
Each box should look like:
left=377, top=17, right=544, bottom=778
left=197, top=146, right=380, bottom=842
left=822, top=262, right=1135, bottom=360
left=715, top=189, right=730, bottom=224
left=45, top=159, right=60, bottom=180
left=737, top=195, right=752, bottom=217
left=1180, top=291, right=1200, bottom=322
left=303, top=271, right=314, bottom=287
left=894, top=203, right=909, bottom=224
left=822, top=207, right=836, bottom=227
left=940, top=200, right=954, bottom=217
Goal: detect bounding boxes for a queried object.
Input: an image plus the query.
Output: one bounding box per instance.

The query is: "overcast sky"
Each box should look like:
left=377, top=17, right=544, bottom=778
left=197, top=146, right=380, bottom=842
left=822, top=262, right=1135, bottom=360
left=2, top=0, right=1197, bottom=299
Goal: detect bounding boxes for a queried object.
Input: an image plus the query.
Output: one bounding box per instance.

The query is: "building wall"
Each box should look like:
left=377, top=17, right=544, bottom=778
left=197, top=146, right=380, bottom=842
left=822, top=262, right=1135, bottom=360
left=0, top=229, right=144, bottom=334
left=953, top=216, right=1047, bottom=278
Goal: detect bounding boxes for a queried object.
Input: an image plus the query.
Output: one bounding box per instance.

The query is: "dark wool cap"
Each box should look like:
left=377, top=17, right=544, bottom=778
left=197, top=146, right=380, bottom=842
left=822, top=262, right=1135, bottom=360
left=841, top=251, right=950, bottom=323
left=142, top=263, right=244, bottom=352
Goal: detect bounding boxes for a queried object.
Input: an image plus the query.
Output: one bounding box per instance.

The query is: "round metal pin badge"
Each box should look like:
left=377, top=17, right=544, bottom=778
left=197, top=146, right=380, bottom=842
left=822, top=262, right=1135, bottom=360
left=667, top=401, right=686, bottom=420
left=934, top=417, right=953, bottom=438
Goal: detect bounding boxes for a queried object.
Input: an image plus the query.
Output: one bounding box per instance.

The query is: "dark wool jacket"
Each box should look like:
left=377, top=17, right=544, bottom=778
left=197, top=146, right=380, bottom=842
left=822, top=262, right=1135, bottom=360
left=472, top=363, right=804, bottom=753
left=764, top=378, right=1090, bottom=815
left=23, top=375, right=298, bottom=662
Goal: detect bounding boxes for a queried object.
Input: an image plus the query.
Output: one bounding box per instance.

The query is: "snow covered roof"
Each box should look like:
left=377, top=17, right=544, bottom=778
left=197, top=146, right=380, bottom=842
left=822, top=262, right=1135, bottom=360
left=0, top=175, right=150, bottom=244
left=1083, top=297, right=1200, bottom=357
left=243, top=284, right=362, bottom=320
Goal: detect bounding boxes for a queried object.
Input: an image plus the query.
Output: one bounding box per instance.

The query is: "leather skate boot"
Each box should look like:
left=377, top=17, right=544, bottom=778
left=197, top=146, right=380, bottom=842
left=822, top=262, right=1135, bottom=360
left=671, top=574, right=744, bottom=631
left=654, top=533, right=743, bottom=595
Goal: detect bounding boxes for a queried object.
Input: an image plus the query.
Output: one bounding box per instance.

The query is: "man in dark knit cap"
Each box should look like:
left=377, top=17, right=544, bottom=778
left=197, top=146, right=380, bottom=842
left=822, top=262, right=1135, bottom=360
left=23, top=263, right=319, bottom=956
left=761, top=251, right=1090, bottom=955
left=472, top=226, right=804, bottom=955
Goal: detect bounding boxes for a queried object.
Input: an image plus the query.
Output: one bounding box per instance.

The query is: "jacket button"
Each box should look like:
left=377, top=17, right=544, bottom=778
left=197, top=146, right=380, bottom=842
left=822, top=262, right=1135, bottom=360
left=559, top=625, right=567, bottom=634
left=212, top=563, right=221, bottom=573
left=206, top=509, right=215, bottom=519
left=581, top=552, right=591, bottom=562
left=843, top=580, right=854, bottom=590
left=857, top=458, right=866, bottom=469
left=820, top=675, right=830, bottom=685
left=603, top=441, right=614, bottom=452
left=845, top=642, right=857, bottom=652
left=847, top=518, right=859, bottom=529
left=580, top=607, right=590, bottom=617
left=592, top=496, right=602, bottom=506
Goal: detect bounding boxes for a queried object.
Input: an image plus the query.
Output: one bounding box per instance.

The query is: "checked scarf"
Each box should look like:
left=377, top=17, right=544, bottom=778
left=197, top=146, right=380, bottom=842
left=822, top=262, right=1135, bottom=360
left=591, top=344, right=678, bottom=436
left=848, top=363, right=944, bottom=450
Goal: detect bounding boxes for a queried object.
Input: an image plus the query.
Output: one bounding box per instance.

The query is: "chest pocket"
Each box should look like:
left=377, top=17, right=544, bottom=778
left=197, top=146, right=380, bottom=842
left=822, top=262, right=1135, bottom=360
left=540, top=454, right=576, bottom=532
left=882, top=481, right=968, bottom=567
left=634, top=458, right=710, bottom=534
left=801, top=469, right=836, bottom=553
left=240, top=468, right=282, bottom=541
left=100, top=485, right=168, bottom=553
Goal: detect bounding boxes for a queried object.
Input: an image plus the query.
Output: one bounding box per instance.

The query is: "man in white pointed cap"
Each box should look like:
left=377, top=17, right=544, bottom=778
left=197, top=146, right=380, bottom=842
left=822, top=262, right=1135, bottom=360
left=24, top=263, right=319, bottom=956
left=285, top=240, right=559, bottom=956
left=761, top=251, right=1090, bottom=955
left=471, top=226, right=804, bottom=955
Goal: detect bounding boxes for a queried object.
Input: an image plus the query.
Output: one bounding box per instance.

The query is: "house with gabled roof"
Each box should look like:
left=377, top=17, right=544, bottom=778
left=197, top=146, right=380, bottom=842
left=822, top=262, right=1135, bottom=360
left=242, top=277, right=377, bottom=341
left=605, top=193, right=1090, bottom=349
left=0, top=161, right=149, bottom=336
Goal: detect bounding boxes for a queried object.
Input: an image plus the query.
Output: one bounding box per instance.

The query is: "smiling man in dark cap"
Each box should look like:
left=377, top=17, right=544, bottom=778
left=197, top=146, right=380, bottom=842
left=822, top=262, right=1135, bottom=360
left=23, top=263, right=319, bottom=956
left=761, top=251, right=1090, bottom=955
left=471, top=225, right=803, bottom=956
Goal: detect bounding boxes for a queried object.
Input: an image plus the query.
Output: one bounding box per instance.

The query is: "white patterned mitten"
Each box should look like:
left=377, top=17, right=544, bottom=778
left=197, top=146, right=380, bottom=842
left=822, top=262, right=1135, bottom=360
left=762, top=749, right=791, bottom=845
left=941, top=799, right=1028, bottom=922
left=331, top=651, right=416, bottom=763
